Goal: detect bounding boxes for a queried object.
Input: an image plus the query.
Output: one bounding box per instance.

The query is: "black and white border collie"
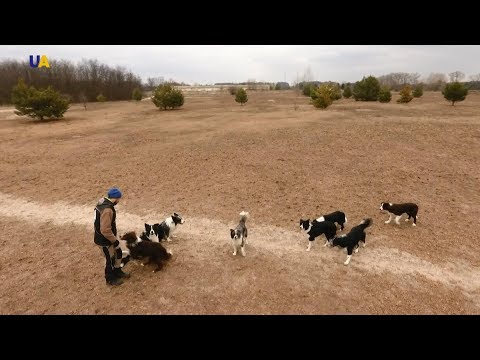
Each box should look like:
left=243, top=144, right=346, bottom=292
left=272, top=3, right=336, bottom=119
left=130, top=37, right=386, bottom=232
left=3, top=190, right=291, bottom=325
left=380, top=202, right=419, bottom=226
left=142, top=223, right=160, bottom=241
left=299, top=218, right=337, bottom=251
left=156, top=213, right=185, bottom=242
left=331, top=218, right=372, bottom=265
left=230, top=211, right=249, bottom=256
left=316, top=211, right=348, bottom=231
left=120, top=231, right=172, bottom=272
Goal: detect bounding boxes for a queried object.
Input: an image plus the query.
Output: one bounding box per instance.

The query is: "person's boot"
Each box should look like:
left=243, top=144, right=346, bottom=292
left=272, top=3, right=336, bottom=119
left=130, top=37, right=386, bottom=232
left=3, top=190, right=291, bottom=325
left=106, top=277, right=124, bottom=286
left=114, top=268, right=131, bottom=279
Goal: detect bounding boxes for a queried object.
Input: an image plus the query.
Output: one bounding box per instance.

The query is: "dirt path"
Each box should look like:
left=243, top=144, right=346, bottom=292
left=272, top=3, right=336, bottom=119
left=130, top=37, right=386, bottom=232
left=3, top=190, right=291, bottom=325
left=1, top=191, right=478, bottom=309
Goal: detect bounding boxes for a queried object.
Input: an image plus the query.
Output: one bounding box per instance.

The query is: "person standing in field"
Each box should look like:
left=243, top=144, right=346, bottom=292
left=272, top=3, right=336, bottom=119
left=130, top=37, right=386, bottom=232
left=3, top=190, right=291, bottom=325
left=93, top=187, right=130, bottom=286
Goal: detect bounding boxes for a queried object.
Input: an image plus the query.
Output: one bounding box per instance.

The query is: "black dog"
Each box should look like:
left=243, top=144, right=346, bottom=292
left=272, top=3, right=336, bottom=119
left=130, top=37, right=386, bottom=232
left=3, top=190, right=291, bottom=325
left=300, top=219, right=337, bottom=251
left=331, top=218, right=372, bottom=265
left=380, top=202, right=419, bottom=226
left=120, top=231, right=172, bottom=272
left=316, top=211, right=348, bottom=231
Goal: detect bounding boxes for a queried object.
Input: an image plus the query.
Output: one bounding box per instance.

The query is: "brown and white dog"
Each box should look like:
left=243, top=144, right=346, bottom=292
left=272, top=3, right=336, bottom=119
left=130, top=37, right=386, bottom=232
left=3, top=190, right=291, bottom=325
left=120, top=231, right=172, bottom=272
left=380, top=202, right=419, bottom=226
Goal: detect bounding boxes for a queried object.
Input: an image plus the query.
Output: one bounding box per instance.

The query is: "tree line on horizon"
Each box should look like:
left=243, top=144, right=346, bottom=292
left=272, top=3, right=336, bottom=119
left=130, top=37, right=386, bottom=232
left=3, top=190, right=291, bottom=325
left=0, top=58, right=142, bottom=105
left=301, top=74, right=470, bottom=109
left=293, top=72, right=480, bottom=93
left=1, top=57, right=477, bottom=120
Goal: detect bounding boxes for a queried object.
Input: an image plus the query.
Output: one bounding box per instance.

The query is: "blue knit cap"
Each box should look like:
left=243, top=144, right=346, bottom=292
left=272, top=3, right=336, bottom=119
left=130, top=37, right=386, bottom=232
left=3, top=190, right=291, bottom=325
left=107, top=187, right=122, bottom=199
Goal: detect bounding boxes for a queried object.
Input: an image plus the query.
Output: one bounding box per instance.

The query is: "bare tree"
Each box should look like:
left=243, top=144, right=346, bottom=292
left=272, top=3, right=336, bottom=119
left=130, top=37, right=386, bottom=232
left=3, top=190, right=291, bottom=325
left=377, top=74, right=392, bottom=88
left=302, top=66, right=314, bottom=83
left=426, top=73, right=447, bottom=84
left=399, top=73, right=411, bottom=86
left=408, top=73, right=421, bottom=85
left=469, top=73, right=480, bottom=81
left=147, top=78, right=155, bottom=90
left=424, top=72, right=448, bottom=91
left=449, top=71, right=465, bottom=82
left=387, top=72, right=408, bottom=87
left=377, top=72, right=421, bottom=90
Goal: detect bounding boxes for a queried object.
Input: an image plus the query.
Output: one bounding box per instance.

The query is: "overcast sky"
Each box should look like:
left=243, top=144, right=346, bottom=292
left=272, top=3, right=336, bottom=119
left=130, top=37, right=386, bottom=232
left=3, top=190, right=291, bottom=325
left=1, top=45, right=479, bottom=84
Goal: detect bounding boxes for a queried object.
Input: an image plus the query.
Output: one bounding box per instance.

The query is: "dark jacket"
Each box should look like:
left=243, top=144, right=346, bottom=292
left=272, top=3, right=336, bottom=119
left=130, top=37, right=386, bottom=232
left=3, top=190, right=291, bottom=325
left=94, top=197, right=118, bottom=246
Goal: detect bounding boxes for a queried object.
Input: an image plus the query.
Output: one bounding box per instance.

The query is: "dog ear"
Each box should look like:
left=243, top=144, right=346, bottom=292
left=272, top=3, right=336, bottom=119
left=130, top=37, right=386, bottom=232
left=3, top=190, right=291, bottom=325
left=230, top=229, right=235, bottom=239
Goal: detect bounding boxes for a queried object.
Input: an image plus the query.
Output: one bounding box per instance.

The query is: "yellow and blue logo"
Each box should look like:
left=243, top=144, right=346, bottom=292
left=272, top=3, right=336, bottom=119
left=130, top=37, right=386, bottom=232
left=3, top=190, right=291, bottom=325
left=29, top=55, right=50, bottom=68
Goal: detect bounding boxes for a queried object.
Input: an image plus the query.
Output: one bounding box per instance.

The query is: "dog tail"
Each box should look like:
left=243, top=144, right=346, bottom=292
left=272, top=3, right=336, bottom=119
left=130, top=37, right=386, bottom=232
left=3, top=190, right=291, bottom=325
left=239, top=211, right=249, bottom=222
left=359, top=218, right=372, bottom=230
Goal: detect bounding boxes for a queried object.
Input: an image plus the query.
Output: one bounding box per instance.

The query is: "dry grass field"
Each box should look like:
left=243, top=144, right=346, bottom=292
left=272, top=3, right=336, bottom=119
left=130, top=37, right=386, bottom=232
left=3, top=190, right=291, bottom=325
left=0, top=90, right=479, bottom=314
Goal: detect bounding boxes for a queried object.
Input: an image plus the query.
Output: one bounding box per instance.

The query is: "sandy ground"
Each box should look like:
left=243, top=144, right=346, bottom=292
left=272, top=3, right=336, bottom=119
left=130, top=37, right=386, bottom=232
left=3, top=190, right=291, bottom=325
left=0, top=90, right=479, bottom=314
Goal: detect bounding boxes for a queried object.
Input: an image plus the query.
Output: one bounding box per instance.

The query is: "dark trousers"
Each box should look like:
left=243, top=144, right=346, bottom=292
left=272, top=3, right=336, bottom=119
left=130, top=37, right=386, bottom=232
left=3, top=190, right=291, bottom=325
left=99, top=245, right=122, bottom=281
